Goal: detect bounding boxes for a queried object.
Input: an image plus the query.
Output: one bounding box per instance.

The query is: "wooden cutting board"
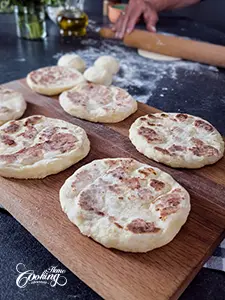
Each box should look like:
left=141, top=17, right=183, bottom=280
left=1, top=79, right=225, bottom=300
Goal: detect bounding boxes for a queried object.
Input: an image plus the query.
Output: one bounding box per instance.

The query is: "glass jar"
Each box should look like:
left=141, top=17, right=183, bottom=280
left=14, top=5, right=47, bottom=40
left=57, top=0, right=88, bottom=37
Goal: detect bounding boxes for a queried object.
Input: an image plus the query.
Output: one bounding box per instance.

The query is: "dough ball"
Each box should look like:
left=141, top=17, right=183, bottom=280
left=58, top=54, right=86, bottom=73
left=94, top=56, right=120, bottom=75
left=83, top=66, right=113, bottom=86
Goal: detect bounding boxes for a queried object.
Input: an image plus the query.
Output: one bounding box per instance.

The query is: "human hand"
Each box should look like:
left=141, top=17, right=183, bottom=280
left=112, top=0, right=200, bottom=39
left=112, top=0, right=158, bottom=39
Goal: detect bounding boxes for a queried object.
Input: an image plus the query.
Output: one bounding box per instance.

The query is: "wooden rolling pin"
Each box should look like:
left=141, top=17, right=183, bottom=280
left=100, top=27, right=225, bottom=68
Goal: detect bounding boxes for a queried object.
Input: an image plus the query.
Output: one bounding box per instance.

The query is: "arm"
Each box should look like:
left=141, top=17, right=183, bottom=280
left=150, top=0, right=201, bottom=10
left=113, top=0, right=201, bottom=38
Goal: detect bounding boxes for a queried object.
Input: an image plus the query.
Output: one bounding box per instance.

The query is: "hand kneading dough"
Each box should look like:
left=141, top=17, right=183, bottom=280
left=59, top=82, right=137, bottom=123
left=58, top=54, right=86, bottom=73
left=129, top=112, right=224, bottom=168
left=0, top=115, right=90, bottom=179
left=94, top=56, right=120, bottom=75
left=27, top=66, right=85, bottom=96
left=83, top=66, right=113, bottom=86
left=138, top=49, right=181, bottom=61
left=60, top=158, right=190, bottom=252
left=0, top=87, right=26, bottom=125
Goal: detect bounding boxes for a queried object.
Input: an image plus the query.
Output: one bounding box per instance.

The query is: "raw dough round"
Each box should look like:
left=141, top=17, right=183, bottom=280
left=59, top=82, right=137, bottom=123
left=60, top=158, right=190, bottom=252
left=58, top=54, right=86, bottom=73
left=129, top=112, right=224, bottom=168
left=0, top=115, right=90, bottom=179
left=27, top=66, right=85, bottom=96
left=94, top=56, right=120, bottom=75
left=138, top=49, right=181, bottom=61
left=83, top=66, right=113, bottom=86
left=0, top=87, right=26, bottom=125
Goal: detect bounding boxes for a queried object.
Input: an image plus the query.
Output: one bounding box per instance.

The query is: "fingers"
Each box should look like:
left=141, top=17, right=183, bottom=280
left=112, top=0, right=139, bottom=39
left=112, top=0, right=159, bottom=39
left=111, top=11, right=128, bottom=39
left=116, top=13, right=130, bottom=39
left=111, top=13, right=124, bottom=32
left=111, top=24, right=116, bottom=31
left=126, top=7, right=143, bottom=34
left=144, top=6, right=159, bottom=33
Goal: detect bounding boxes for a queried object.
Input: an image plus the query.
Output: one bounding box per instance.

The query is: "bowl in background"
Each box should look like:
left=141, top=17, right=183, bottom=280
left=108, top=4, right=127, bottom=24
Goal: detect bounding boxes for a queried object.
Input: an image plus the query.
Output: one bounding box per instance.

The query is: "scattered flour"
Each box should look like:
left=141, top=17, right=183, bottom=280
left=15, top=58, right=26, bottom=62
left=53, top=38, right=219, bottom=103
left=87, top=19, right=101, bottom=33
left=208, top=66, right=219, bottom=72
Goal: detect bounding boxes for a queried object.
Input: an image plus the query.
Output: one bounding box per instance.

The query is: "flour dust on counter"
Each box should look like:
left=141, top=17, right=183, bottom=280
left=53, top=38, right=219, bottom=103
left=87, top=19, right=101, bottom=33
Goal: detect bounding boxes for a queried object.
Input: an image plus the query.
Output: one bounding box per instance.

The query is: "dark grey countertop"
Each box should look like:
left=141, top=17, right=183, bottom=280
left=0, top=13, right=225, bottom=300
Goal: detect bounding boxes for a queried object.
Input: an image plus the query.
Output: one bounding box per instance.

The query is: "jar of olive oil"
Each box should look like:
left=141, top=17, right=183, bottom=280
left=57, top=0, right=88, bottom=37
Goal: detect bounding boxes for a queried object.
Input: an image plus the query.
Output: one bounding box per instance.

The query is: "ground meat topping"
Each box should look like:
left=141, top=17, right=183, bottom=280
left=150, top=179, right=165, bottom=191
left=194, top=119, right=214, bottom=132
left=176, top=113, right=188, bottom=121
left=126, top=219, right=160, bottom=233
left=139, top=127, right=162, bottom=143
left=154, top=189, right=182, bottom=218
left=3, top=123, right=20, bottom=134
left=1, top=135, right=16, bottom=146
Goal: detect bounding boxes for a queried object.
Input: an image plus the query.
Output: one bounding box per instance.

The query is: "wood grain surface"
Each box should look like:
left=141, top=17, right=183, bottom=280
left=0, top=79, right=225, bottom=300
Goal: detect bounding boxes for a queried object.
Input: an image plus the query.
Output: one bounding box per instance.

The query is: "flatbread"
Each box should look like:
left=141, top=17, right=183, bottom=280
left=27, top=66, right=85, bottom=96
left=59, top=82, right=137, bottom=123
left=138, top=49, right=181, bottom=61
left=60, top=158, right=190, bottom=252
left=0, top=115, right=90, bottom=179
left=129, top=112, right=224, bottom=168
left=0, top=87, right=26, bottom=125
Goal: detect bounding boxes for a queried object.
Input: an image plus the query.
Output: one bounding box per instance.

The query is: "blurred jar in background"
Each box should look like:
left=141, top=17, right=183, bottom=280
left=57, top=0, right=88, bottom=36
left=14, top=4, right=47, bottom=40
left=103, top=0, right=121, bottom=16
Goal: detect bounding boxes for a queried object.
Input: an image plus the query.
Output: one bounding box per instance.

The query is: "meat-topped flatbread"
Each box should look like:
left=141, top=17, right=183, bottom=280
left=59, top=82, right=137, bottom=123
left=129, top=113, right=224, bottom=168
left=60, top=158, right=190, bottom=252
left=0, top=87, right=26, bottom=125
left=27, top=66, right=85, bottom=96
left=0, top=115, right=90, bottom=178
